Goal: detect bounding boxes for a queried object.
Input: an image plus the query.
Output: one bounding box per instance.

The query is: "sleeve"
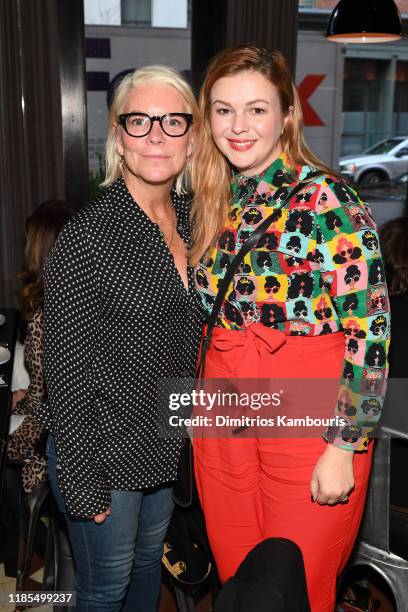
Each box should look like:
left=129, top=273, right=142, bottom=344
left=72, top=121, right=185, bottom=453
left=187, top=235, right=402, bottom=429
left=314, top=178, right=390, bottom=451
left=8, top=310, right=46, bottom=465
left=13, top=309, right=45, bottom=417
left=43, top=219, right=110, bottom=517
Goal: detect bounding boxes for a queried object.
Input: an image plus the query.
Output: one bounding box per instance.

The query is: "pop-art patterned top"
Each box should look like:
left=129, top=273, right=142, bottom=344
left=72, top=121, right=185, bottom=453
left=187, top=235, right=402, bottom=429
left=194, top=153, right=390, bottom=451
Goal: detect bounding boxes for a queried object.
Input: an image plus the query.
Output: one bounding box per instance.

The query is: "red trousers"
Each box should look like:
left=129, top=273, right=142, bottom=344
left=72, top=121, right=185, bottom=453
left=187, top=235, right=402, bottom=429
left=193, top=324, right=373, bottom=612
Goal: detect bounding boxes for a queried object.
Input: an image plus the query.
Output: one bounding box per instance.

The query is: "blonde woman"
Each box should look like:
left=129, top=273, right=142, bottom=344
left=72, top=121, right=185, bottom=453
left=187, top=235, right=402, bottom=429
left=35, top=66, right=202, bottom=612
left=190, top=45, right=389, bottom=612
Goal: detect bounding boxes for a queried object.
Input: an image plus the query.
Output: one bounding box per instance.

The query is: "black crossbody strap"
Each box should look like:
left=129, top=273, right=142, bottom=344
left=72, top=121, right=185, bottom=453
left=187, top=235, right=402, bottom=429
left=196, top=171, right=322, bottom=379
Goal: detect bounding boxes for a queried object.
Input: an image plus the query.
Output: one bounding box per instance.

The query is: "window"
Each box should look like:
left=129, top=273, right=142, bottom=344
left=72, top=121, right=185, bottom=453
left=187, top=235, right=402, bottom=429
left=85, top=0, right=189, bottom=28
left=393, top=61, right=408, bottom=134
left=394, top=62, right=408, bottom=114
left=343, top=88, right=380, bottom=113
left=121, top=0, right=151, bottom=26
left=365, top=138, right=406, bottom=155
left=187, top=0, right=192, bottom=26
left=342, top=59, right=386, bottom=153
left=343, top=60, right=382, bottom=113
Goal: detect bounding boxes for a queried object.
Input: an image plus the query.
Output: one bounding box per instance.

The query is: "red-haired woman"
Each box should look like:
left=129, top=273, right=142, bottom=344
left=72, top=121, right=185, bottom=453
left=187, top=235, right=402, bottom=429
left=190, top=45, right=389, bottom=611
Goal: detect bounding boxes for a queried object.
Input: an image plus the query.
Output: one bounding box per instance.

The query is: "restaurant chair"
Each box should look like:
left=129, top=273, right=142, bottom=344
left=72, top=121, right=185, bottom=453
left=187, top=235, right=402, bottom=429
left=172, top=586, right=195, bottom=612
left=347, top=429, right=408, bottom=611
left=15, top=475, right=75, bottom=606
left=16, top=479, right=54, bottom=591
left=0, top=308, right=18, bottom=502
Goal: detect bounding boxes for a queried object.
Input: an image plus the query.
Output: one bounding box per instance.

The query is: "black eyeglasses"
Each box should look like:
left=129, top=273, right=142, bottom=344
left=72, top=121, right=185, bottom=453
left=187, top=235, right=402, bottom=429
left=119, top=112, right=193, bottom=138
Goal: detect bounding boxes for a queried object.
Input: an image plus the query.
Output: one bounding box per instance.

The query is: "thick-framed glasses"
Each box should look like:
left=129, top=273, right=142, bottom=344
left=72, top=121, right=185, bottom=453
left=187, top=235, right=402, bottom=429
left=119, top=112, right=193, bottom=137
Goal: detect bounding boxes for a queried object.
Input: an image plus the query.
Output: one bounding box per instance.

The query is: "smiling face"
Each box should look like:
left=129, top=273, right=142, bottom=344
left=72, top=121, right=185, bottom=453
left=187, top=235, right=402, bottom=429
left=210, top=70, right=292, bottom=176
left=115, top=82, right=193, bottom=191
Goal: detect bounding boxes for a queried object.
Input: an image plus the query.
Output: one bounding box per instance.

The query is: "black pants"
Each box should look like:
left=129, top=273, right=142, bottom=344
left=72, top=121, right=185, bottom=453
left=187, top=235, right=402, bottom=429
left=214, top=538, right=311, bottom=612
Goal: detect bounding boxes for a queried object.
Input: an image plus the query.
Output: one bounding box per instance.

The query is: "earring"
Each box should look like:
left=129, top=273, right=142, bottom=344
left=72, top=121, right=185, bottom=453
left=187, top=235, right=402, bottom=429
left=179, top=156, right=192, bottom=192
left=119, top=155, right=124, bottom=175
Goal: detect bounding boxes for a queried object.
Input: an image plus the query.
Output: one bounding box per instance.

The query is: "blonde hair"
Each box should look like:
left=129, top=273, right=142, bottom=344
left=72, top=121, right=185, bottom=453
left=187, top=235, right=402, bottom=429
left=190, top=45, right=335, bottom=266
left=102, top=65, right=198, bottom=194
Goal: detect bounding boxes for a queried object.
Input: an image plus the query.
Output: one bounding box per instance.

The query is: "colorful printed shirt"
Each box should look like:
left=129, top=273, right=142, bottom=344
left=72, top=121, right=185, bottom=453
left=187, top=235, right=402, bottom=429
left=194, top=154, right=390, bottom=451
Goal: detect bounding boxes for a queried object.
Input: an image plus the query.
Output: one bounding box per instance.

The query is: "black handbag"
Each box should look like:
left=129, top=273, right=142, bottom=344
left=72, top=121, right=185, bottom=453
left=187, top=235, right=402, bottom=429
left=172, top=171, right=322, bottom=509
left=163, top=499, right=213, bottom=586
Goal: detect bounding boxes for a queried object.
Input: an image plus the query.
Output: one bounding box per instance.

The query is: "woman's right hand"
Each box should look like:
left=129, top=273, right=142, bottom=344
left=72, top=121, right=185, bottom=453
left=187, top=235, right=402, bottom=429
left=310, top=444, right=354, bottom=505
left=12, top=389, right=27, bottom=408
left=93, top=506, right=111, bottom=524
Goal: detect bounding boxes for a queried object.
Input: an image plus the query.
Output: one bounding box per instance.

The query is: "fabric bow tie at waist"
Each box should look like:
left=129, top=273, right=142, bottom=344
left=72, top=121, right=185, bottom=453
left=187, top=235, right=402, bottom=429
left=209, top=323, right=287, bottom=379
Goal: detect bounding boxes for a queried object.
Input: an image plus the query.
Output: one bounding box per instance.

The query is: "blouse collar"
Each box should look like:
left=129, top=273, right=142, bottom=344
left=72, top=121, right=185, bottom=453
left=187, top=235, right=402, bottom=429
left=105, top=177, right=192, bottom=244
left=231, top=153, right=299, bottom=205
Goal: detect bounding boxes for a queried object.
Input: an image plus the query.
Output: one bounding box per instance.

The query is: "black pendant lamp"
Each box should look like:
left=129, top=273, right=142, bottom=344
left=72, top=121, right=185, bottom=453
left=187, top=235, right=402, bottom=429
left=326, top=0, right=402, bottom=43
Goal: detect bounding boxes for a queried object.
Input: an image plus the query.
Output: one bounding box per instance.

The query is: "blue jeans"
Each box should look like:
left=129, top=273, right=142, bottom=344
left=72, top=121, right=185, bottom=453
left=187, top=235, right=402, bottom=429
left=47, top=436, right=174, bottom=612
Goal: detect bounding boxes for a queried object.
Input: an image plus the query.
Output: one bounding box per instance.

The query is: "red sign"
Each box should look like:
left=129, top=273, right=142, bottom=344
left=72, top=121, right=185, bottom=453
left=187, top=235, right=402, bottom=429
left=297, top=75, right=326, bottom=127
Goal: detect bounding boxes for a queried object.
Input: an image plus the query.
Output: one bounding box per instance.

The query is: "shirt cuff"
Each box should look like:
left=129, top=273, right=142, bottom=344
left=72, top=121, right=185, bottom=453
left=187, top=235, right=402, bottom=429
left=323, top=426, right=370, bottom=452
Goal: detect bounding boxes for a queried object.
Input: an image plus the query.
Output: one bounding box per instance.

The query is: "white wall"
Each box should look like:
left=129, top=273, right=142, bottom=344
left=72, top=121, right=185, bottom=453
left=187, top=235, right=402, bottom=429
left=152, top=0, right=187, bottom=28
left=295, top=31, right=344, bottom=170
left=84, top=0, right=121, bottom=25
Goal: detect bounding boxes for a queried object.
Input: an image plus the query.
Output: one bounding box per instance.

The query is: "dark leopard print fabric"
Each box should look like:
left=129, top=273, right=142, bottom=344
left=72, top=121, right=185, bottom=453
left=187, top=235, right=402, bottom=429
left=7, top=307, right=47, bottom=493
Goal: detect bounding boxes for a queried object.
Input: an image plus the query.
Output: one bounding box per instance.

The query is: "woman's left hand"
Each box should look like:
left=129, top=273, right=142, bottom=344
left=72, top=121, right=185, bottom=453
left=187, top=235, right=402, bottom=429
left=93, top=506, right=111, bottom=524
left=310, top=444, right=354, bottom=505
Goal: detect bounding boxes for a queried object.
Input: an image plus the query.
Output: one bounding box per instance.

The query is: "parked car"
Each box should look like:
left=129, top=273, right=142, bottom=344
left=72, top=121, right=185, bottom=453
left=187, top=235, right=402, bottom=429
left=340, top=137, right=408, bottom=185
left=357, top=172, right=408, bottom=201
left=357, top=172, right=407, bottom=228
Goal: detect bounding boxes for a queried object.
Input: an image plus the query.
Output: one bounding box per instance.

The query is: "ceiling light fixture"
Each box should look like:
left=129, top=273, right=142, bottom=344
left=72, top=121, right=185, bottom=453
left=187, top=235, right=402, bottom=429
left=326, top=0, right=402, bottom=44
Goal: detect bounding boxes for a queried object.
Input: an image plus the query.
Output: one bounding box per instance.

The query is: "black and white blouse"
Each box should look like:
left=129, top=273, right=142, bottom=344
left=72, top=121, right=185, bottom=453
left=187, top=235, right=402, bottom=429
left=35, top=178, right=204, bottom=518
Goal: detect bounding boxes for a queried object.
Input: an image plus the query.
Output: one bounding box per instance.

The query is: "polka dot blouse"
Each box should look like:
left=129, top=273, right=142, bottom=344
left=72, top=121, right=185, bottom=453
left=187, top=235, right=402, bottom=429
left=35, top=178, right=204, bottom=518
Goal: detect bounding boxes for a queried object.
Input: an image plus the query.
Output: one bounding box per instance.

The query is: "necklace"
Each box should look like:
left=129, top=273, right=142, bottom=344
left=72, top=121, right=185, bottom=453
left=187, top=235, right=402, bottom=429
left=160, top=223, right=176, bottom=250
left=155, top=198, right=177, bottom=250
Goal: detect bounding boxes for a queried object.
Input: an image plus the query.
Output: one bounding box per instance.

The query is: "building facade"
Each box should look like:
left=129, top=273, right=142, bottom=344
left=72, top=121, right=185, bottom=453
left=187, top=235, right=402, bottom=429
left=300, top=0, right=408, bottom=11
left=85, top=1, right=408, bottom=172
